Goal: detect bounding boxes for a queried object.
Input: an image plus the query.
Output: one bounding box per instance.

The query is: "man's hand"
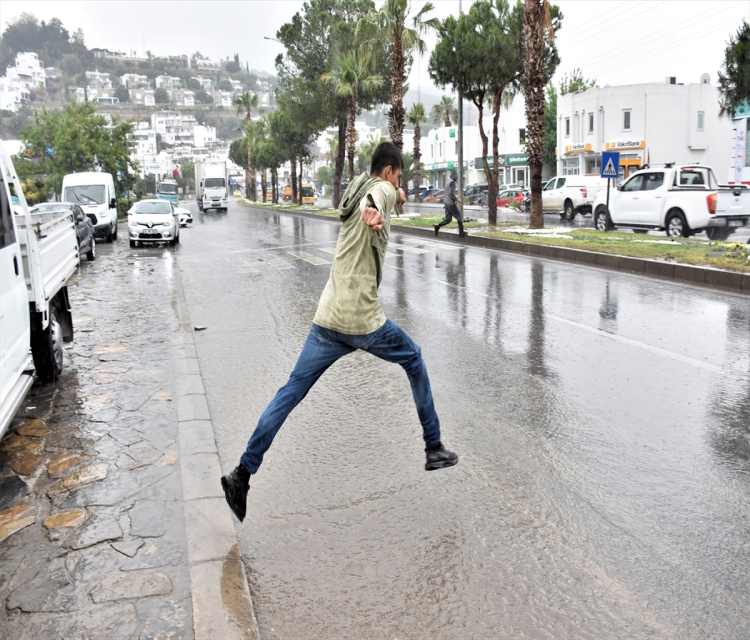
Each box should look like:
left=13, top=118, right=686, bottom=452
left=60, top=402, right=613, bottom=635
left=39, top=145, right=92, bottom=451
left=362, top=206, right=383, bottom=232
left=398, top=188, right=406, bottom=205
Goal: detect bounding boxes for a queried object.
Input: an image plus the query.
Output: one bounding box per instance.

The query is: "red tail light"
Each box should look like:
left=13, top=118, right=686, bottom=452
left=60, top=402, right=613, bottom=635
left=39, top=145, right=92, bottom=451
left=580, top=188, right=587, bottom=198
left=707, top=193, right=717, bottom=214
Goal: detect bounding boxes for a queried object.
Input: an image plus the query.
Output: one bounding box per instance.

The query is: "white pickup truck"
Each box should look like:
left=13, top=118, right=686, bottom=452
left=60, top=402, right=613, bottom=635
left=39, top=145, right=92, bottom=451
left=706, top=184, right=750, bottom=241
left=592, top=164, right=728, bottom=237
left=0, top=141, right=78, bottom=439
left=543, top=175, right=608, bottom=221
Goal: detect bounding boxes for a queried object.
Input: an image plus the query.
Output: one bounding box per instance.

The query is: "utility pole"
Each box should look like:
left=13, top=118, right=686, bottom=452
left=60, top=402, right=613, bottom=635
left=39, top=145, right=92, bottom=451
left=457, top=0, right=464, bottom=216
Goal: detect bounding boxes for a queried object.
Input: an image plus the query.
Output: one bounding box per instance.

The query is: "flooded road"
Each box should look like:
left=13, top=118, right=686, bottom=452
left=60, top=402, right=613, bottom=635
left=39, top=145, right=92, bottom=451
left=175, top=199, right=750, bottom=639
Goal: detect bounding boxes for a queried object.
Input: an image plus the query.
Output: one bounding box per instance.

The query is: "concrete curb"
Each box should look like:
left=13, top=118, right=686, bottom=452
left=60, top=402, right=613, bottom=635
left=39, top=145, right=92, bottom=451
left=250, top=206, right=750, bottom=295
left=171, top=268, right=260, bottom=640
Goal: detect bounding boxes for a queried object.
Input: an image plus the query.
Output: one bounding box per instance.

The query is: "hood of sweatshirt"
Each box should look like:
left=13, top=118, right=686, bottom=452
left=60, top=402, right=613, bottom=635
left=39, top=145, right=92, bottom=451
left=339, top=172, right=381, bottom=222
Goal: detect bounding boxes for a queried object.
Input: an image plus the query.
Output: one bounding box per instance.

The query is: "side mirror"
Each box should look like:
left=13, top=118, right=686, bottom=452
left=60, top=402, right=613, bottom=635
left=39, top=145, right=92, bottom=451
left=110, top=198, right=117, bottom=208
left=616, top=184, right=622, bottom=191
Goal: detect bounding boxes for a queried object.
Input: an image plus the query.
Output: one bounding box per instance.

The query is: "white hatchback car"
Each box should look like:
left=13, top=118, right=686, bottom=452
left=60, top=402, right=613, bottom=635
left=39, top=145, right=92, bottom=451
left=128, top=200, right=179, bottom=247
left=173, top=204, right=193, bottom=226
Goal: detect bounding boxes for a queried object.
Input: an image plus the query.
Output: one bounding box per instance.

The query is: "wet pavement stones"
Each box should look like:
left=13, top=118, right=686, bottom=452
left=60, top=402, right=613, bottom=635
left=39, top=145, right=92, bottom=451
left=0, top=238, right=258, bottom=639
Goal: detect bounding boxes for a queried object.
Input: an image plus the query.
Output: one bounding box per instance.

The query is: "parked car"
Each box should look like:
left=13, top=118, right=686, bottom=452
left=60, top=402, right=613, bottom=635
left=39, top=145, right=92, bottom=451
left=420, top=188, right=442, bottom=202
left=62, top=171, right=118, bottom=242
left=128, top=200, right=180, bottom=247
left=173, top=204, right=193, bottom=227
left=496, top=189, right=525, bottom=208
left=464, top=182, right=488, bottom=201
left=592, top=164, right=722, bottom=237
left=300, top=186, right=316, bottom=204
left=30, top=202, right=96, bottom=262
left=707, top=184, right=750, bottom=240
left=425, top=189, right=445, bottom=203
left=543, top=175, right=608, bottom=220
left=233, top=190, right=242, bottom=197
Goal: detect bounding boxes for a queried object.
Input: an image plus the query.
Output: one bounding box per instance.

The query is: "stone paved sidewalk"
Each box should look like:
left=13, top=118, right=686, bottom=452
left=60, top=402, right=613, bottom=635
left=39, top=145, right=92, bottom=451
left=0, top=238, right=258, bottom=639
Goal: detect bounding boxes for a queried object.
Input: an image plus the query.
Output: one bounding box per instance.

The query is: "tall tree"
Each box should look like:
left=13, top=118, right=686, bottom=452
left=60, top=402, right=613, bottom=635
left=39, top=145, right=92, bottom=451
left=246, top=118, right=269, bottom=203
left=407, top=102, right=427, bottom=201
left=361, top=0, right=439, bottom=151
left=431, top=95, right=457, bottom=127
left=523, top=0, right=560, bottom=228
left=322, top=51, right=383, bottom=180
left=718, top=19, right=750, bottom=117
left=233, top=91, right=259, bottom=200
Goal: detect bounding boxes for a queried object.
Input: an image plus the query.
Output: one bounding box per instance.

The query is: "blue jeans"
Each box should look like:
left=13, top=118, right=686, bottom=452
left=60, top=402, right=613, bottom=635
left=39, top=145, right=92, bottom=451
left=240, top=320, right=442, bottom=474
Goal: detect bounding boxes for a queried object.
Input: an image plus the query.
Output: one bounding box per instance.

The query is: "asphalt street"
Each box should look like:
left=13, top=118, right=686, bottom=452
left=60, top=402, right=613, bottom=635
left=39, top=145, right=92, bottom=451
left=175, top=198, right=750, bottom=639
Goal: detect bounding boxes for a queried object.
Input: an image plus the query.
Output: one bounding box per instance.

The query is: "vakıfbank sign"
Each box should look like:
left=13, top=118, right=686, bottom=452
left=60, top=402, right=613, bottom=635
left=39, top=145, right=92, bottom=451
left=564, top=143, right=591, bottom=153
left=605, top=139, right=646, bottom=150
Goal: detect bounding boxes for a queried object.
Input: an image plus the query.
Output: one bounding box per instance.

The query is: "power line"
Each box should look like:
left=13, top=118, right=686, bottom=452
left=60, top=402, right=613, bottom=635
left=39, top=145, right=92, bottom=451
left=563, top=1, right=650, bottom=39
left=568, top=1, right=667, bottom=47
left=561, top=1, right=643, bottom=37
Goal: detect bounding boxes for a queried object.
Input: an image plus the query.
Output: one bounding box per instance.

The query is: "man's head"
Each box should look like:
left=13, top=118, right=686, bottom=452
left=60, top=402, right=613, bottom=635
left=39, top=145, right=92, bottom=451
left=370, top=141, right=403, bottom=190
left=450, top=169, right=458, bottom=182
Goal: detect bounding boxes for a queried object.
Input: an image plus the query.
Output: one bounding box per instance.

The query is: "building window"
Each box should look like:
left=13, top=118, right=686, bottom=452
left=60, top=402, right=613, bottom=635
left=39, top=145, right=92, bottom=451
left=565, top=118, right=570, bottom=137
left=519, top=128, right=526, bottom=143
left=589, top=113, right=594, bottom=134
left=623, top=110, right=631, bottom=131
left=697, top=111, right=704, bottom=131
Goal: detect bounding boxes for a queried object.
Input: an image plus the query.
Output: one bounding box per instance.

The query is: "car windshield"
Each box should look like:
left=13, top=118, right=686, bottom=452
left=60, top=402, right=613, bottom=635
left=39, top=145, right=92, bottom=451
left=301, top=187, right=314, bottom=196
left=159, top=183, right=178, bottom=194
left=31, top=204, right=70, bottom=213
left=63, top=185, right=105, bottom=205
left=204, top=178, right=225, bottom=189
left=134, top=201, right=172, bottom=214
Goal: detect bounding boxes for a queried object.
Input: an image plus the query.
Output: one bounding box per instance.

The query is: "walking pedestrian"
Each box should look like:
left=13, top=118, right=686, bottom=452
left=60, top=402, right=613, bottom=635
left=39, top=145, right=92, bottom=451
left=221, top=142, right=459, bottom=522
left=434, top=168, right=467, bottom=237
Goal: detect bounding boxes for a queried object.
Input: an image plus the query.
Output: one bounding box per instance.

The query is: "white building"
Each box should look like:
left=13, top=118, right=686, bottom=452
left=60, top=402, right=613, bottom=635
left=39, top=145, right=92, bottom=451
left=14, top=52, right=46, bottom=90
left=155, top=75, right=181, bottom=91
left=211, top=91, right=233, bottom=108
left=0, top=68, right=30, bottom=112
left=193, top=125, right=216, bottom=148
left=556, top=78, right=735, bottom=182
left=120, top=73, right=149, bottom=89
left=172, top=89, right=195, bottom=107
left=196, top=76, right=213, bottom=91
left=130, top=88, right=155, bottom=106
left=132, top=122, right=157, bottom=156
left=85, top=70, right=113, bottom=90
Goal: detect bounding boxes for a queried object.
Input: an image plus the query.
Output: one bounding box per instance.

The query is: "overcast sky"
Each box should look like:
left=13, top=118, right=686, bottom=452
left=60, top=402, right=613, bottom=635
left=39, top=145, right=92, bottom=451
left=2, top=0, right=748, bottom=93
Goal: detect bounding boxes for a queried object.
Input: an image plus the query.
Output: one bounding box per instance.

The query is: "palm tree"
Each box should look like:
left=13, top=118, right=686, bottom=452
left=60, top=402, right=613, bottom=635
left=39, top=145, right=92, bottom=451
left=234, top=92, right=259, bottom=200
left=245, top=118, right=268, bottom=203
left=523, top=0, right=555, bottom=229
left=357, top=134, right=386, bottom=173
left=406, top=102, right=427, bottom=202
left=322, top=52, right=383, bottom=181
left=362, top=0, right=439, bottom=152
left=431, top=95, right=457, bottom=127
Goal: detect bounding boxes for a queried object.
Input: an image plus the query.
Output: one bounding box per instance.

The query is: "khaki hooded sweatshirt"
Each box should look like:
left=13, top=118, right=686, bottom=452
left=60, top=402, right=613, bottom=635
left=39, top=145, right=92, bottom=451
left=313, top=173, right=397, bottom=334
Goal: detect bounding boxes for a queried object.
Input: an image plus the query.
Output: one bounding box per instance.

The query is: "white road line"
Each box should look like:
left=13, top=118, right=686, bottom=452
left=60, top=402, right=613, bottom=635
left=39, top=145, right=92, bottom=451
left=549, top=314, right=724, bottom=373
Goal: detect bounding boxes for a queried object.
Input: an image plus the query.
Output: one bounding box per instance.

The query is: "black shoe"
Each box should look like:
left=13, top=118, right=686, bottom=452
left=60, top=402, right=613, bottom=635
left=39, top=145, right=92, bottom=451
left=434, top=224, right=439, bottom=237
left=459, top=231, right=468, bottom=237
left=221, top=465, right=250, bottom=522
left=425, top=442, right=458, bottom=471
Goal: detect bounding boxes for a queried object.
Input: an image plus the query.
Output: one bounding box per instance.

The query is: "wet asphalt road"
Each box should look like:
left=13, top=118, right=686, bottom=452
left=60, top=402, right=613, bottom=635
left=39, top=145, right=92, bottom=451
left=174, top=198, right=750, bottom=639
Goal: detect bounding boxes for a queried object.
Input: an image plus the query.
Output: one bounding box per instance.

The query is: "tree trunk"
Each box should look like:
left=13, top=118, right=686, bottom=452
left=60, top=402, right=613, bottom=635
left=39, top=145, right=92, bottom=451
left=389, top=34, right=406, bottom=153
left=298, top=160, right=303, bottom=205
left=333, top=120, right=346, bottom=208
left=489, top=87, right=503, bottom=226
left=474, top=96, right=492, bottom=223
left=272, top=169, right=278, bottom=204
left=291, top=157, right=298, bottom=204
left=249, top=164, right=257, bottom=202
left=524, top=0, right=547, bottom=229
left=244, top=168, right=250, bottom=200
left=413, top=123, right=421, bottom=203
left=260, top=168, right=267, bottom=203
left=444, top=116, right=450, bottom=127
left=347, top=95, right=356, bottom=181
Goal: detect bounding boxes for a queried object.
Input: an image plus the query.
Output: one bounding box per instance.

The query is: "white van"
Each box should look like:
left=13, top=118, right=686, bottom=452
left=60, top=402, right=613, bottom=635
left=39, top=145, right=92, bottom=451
left=61, top=172, right=118, bottom=242
left=542, top=175, right=608, bottom=220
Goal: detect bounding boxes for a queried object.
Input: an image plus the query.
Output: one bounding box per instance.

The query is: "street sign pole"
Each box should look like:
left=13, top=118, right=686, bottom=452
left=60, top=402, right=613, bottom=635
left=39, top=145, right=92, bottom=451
left=457, top=0, right=464, bottom=216
left=600, top=151, right=620, bottom=233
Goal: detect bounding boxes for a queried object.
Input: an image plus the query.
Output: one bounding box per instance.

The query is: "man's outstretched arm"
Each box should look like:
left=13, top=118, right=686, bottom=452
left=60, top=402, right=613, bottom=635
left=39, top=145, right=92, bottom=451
left=362, top=188, right=406, bottom=232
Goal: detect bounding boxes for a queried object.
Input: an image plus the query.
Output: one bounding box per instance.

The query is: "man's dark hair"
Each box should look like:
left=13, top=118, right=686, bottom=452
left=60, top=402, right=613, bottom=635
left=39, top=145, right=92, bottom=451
left=370, top=141, right=403, bottom=175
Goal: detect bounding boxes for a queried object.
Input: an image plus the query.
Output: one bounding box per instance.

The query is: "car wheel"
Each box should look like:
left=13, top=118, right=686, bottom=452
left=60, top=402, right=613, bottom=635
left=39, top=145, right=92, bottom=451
left=520, top=202, right=527, bottom=212
left=106, top=224, right=113, bottom=243
left=87, top=237, right=96, bottom=260
left=633, top=229, right=648, bottom=235
left=175, top=230, right=180, bottom=244
left=595, top=208, right=609, bottom=231
left=563, top=200, right=576, bottom=221
left=31, top=306, right=64, bottom=384
left=112, top=222, right=118, bottom=240
left=129, top=240, right=136, bottom=248
left=706, top=227, right=730, bottom=241
left=666, top=210, right=689, bottom=238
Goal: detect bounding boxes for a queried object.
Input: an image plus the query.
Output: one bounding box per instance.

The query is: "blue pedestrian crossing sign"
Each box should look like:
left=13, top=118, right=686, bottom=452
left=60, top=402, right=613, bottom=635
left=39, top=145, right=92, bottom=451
left=601, top=151, right=620, bottom=179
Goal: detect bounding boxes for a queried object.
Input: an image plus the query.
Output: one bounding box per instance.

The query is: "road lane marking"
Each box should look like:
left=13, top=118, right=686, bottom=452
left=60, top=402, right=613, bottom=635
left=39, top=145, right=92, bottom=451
left=549, top=314, right=723, bottom=373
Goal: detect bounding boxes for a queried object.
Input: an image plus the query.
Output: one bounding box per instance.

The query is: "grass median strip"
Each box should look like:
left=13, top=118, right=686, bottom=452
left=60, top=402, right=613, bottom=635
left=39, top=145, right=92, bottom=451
left=237, top=201, right=749, bottom=273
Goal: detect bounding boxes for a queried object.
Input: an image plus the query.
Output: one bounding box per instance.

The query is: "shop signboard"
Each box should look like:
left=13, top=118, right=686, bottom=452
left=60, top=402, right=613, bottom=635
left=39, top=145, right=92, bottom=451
left=605, top=139, right=645, bottom=151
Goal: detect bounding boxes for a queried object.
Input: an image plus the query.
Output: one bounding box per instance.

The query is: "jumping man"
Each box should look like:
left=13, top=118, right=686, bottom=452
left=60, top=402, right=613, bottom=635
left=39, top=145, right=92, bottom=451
left=221, top=142, right=458, bottom=522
